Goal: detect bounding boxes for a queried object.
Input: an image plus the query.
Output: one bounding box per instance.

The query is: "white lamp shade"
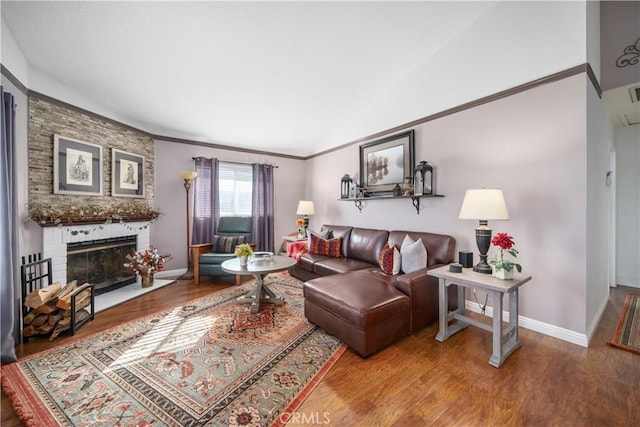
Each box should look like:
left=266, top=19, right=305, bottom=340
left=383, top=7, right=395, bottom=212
left=458, top=189, right=510, bottom=220
left=296, top=200, right=315, bottom=216
left=177, top=170, right=198, bottom=180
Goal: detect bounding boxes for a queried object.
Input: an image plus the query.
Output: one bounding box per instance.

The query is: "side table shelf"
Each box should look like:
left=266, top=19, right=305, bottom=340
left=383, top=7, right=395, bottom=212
left=338, top=194, right=445, bottom=214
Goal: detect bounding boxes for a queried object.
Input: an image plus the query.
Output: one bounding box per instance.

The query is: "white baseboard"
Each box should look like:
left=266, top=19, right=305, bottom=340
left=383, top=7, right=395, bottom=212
left=464, top=300, right=589, bottom=348
left=155, top=268, right=185, bottom=279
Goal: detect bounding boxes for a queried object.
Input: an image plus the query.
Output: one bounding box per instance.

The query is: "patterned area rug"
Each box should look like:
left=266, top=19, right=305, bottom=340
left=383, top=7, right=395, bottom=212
left=2, top=273, right=346, bottom=426
left=608, top=293, right=640, bottom=355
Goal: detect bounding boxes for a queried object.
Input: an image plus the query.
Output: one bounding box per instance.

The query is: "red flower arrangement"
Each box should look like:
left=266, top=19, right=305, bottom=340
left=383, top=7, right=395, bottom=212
left=489, top=232, right=522, bottom=275
left=124, top=247, right=172, bottom=277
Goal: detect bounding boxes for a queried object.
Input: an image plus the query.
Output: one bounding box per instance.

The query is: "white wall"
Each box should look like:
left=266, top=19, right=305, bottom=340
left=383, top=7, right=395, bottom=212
left=585, top=77, right=613, bottom=341
left=1, top=16, right=29, bottom=85
left=615, top=125, right=640, bottom=288
left=153, top=140, right=307, bottom=271
left=339, top=1, right=588, bottom=148
left=309, top=74, right=591, bottom=336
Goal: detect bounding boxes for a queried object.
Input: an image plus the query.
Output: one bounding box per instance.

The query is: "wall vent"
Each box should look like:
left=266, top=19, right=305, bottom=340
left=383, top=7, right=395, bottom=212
left=630, top=86, right=640, bottom=103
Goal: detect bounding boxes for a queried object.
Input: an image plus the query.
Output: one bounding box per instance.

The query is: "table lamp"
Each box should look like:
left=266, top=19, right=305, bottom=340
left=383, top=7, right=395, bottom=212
left=296, top=200, right=315, bottom=237
left=458, top=188, right=509, bottom=274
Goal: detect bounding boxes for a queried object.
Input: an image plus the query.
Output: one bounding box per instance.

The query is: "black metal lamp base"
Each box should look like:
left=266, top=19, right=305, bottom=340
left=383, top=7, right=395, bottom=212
left=473, top=262, right=493, bottom=274
left=474, top=222, right=493, bottom=274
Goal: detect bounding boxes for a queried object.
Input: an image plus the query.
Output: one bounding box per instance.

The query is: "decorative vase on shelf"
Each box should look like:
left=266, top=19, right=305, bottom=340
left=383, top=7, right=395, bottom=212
left=492, top=266, right=514, bottom=280
left=238, top=256, right=249, bottom=267
left=141, top=273, right=154, bottom=288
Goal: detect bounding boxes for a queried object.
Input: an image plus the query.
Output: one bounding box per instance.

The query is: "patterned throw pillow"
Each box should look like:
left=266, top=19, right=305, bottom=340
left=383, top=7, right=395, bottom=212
left=309, top=234, right=342, bottom=258
left=212, top=235, right=247, bottom=253
left=378, top=243, right=401, bottom=275
left=307, top=228, right=332, bottom=247
left=400, top=234, right=428, bottom=273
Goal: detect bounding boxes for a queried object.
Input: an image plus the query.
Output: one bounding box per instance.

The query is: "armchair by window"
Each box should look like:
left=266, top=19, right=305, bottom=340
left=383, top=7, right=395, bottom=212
left=192, top=217, right=253, bottom=286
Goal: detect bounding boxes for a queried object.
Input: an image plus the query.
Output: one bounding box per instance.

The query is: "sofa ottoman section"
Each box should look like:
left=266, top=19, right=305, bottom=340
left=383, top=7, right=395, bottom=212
left=304, top=271, right=411, bottom=357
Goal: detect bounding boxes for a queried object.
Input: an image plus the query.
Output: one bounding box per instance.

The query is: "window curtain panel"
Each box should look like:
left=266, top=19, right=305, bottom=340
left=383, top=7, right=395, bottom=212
left=191, top=157, right=219, bottom=247
left=1, top=87, right=18, bottom=362
left=252, top=163, right=275, bottom=253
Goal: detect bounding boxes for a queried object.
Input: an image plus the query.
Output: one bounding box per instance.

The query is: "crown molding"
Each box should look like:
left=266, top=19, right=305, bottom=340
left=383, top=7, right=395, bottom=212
left=2, top=62, right=602, bottom=161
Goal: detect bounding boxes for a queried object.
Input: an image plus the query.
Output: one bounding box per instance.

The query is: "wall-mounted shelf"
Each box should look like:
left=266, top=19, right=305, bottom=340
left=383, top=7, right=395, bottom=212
left=338, top=194, right=445, bottom=214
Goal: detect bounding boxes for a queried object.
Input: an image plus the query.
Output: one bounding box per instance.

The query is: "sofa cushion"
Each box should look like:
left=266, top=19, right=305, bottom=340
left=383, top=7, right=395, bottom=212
left=313, top=257, right=378, bottom=276
left=400, top=235, right=428, bottom=273
left=309, top=235, right=343, bottom=258
left=348, top=228, right=389, bottom=265
left=378, top=243, right=401, bottom=275
left=211, top=235, right=247, bottom=253
left=304, top=270, right=409, bottom=330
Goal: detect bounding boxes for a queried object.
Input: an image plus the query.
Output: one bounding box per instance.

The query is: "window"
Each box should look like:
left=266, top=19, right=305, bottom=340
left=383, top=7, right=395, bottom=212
left=219, top=162, right=252, bottom=216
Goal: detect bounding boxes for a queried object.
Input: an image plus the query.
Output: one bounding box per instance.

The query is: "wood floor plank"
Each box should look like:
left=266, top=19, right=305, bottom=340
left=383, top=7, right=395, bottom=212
left=2, top=278, right=639, bottom=426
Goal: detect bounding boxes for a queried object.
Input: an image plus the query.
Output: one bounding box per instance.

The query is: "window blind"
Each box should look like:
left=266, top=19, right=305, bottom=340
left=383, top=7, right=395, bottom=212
left=219, top=162, right=252, bottom=216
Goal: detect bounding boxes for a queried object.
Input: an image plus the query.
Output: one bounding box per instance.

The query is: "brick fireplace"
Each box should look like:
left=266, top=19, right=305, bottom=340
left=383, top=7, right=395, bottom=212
left=42, top=222, right=150, bottom=287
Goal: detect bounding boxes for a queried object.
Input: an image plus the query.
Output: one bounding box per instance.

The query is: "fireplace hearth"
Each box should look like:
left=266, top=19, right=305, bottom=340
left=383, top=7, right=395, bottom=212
left=67, top=236, right=137, bottom=295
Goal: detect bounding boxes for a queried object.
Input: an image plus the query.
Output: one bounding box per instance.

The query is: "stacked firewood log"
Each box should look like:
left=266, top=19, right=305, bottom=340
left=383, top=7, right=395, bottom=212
left=23, top=280, right=93, bottom=341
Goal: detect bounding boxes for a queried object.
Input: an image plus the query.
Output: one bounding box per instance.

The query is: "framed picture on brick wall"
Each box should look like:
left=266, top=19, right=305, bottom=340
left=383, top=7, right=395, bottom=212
left=53, top=134, right=103, bottom=195
left=112, top=148, right=145, bottom=198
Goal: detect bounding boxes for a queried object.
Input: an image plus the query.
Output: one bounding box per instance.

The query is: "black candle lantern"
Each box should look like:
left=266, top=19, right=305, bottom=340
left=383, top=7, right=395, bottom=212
left=414, top=161, right=434, bottom=196
left=423, top=162, right=433, bottom=195
left=341, top=174, right=353, bottom=199
left=414, top=162, right=425, bottom=196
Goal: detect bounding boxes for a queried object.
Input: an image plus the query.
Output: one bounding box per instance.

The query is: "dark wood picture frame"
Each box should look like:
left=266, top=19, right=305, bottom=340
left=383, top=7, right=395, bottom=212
left=360, top=130, right=415, bottom=195
left=53, top=134, right=103, bottom=196
left=112, top=148, right=145, bottom=198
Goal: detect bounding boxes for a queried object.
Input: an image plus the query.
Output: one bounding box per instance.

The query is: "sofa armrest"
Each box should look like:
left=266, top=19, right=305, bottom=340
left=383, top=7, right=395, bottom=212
left=395, top=264, right=447, bottom=332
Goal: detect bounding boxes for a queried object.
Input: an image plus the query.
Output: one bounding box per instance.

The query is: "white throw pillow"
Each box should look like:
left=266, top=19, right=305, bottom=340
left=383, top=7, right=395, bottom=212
left=400, top=234, right=428, bottom=273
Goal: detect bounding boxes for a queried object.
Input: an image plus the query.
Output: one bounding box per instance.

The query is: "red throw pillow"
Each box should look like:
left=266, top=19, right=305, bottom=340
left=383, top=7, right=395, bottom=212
left=309, top=234, right=342, bottom=258
left=378, top=243, right=401, bottom=275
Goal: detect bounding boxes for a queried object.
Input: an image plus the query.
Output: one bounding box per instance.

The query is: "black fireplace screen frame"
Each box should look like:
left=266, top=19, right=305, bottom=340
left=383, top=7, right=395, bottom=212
left=67, top=235, right=137, bottom=295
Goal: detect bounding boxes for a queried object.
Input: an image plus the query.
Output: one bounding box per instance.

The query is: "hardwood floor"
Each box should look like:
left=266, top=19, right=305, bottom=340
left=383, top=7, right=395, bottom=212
left=2, top=277, right=639, bottom=426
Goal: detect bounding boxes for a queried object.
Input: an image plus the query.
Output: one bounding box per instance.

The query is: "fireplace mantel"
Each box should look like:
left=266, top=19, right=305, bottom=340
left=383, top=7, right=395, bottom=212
left=42, top=222, right=151, bottom=285
left=35, top=215, right=157, bottom=227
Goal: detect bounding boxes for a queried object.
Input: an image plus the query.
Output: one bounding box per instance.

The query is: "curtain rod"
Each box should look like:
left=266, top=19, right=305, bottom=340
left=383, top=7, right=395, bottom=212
left=191, top=157, right=278, bottom=168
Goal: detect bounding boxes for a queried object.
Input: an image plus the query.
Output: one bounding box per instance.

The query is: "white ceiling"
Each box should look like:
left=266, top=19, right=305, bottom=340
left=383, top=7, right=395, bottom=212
left=1, top=1, right=497, bottom=157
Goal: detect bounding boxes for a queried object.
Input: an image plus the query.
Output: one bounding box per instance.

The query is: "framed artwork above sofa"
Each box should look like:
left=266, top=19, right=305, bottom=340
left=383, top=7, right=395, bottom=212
left=359, top=130, right=414, bottom=195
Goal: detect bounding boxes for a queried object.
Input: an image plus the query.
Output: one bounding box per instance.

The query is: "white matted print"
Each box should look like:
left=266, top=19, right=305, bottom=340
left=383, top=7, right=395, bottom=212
left=112, top=149, right=145, bottom=198
left=54, top=135, right=103, bottom=195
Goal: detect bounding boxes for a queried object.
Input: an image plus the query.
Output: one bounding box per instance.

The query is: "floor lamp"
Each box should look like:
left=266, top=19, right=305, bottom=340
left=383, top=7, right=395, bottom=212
left=178, top=171, right=198, bottom=280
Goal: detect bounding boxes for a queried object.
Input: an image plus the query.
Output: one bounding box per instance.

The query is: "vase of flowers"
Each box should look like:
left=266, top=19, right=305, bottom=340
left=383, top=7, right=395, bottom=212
left=234, top=243, right=254, bottom=267
left=489, top=232, right=522, bottom=280
left=124, top=247, right=172, bottom=287
left=296, top=218, right=306, bottom=238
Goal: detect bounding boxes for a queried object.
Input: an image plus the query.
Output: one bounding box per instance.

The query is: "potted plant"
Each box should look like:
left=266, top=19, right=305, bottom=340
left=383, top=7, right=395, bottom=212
left=488, top=232, right=522, bottom=280
left=124, top=247, right=172, bottom=287
left=234, top=243, right=254, bottom=267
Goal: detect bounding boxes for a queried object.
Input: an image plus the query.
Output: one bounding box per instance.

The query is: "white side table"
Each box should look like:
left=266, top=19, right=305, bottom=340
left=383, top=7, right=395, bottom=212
left=428, top=266, right=532, bottom=368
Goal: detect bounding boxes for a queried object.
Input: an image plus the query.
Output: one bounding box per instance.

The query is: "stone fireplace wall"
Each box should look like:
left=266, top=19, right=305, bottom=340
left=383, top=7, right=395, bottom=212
left=28, top=96, right=155, bottom=211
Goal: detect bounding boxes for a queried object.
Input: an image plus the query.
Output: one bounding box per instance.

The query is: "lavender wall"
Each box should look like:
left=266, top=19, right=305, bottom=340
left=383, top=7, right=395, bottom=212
left=153, top=140, right=307, bottom=272
left=308, top=74, right=599, bottom=341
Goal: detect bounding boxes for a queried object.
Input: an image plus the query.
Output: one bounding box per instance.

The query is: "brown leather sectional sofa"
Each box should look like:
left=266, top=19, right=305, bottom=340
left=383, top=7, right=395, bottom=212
left=290, top=225, right=456, bottom=357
